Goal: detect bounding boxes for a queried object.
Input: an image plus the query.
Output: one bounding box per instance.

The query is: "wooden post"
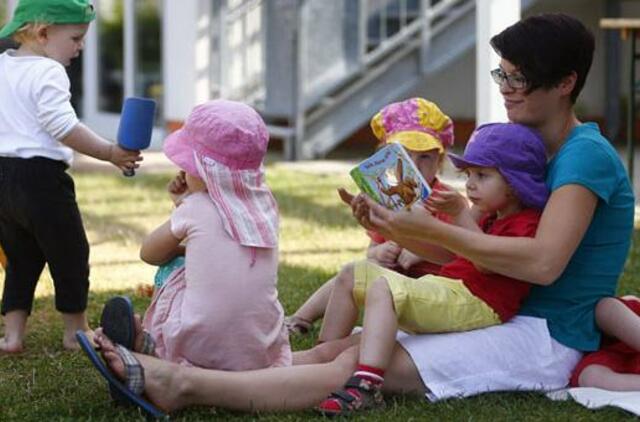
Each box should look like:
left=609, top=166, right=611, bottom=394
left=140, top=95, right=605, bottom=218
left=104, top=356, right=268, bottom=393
left=475, top=0, right=520, bottom=125
left=600, top=18, right=640, bottom=180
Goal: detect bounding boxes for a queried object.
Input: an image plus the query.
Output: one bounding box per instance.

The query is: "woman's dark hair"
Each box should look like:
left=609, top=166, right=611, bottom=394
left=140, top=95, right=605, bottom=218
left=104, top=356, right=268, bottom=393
left=490, top=13, right=595, bottom=103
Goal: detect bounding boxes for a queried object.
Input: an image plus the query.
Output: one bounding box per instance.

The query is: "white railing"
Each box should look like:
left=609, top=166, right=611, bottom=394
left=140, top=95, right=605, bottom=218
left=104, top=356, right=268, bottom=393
left=213, top=0, right=473, bottom=158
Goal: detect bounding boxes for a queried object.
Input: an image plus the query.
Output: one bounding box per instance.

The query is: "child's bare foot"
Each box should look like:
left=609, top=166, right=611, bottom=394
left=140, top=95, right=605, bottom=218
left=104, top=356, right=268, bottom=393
left=0, top=337, right=24, bottom=353
left=96, top=333, right=184, bottom=412
left=64, top=329, right=95, bottom=351
left=1, top=310, right=27, bottom=353
left=62, top=311, right=92, bottom=350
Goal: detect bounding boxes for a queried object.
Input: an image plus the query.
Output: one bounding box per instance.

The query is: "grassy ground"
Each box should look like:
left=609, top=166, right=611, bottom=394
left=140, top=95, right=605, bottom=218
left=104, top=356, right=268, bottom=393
left=0, top=165, right=639, bottom=421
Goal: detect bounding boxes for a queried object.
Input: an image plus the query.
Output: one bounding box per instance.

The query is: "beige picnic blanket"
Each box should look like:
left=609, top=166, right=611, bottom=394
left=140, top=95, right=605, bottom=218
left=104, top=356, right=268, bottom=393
left=547, top=387, right=640, bottom=416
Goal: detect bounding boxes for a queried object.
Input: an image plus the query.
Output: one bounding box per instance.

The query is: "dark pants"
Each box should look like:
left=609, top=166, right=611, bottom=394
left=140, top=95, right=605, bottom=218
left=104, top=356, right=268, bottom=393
left=0, top=157, right=90, bottom=315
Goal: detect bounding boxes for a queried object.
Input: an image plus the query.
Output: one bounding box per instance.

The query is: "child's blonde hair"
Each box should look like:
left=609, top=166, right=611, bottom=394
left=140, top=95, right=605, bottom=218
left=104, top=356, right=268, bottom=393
left=12, top=22, right=49, bottom=44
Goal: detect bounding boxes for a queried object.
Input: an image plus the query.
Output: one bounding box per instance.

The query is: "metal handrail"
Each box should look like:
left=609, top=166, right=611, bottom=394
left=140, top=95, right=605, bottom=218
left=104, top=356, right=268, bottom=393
left=218, top=0, right=473, bottom=158
left=363, top=18, right=424, bottom=65
left=306, top=37, right=422, bottom=126
left=303, top=0, right=473, bottom=113
left=430, top=0, right=474, bottom=36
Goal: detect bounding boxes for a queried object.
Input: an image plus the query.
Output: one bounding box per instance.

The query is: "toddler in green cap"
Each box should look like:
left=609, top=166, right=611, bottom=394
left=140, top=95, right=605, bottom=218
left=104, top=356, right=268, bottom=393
left=0, top=0, right=142, bottom=353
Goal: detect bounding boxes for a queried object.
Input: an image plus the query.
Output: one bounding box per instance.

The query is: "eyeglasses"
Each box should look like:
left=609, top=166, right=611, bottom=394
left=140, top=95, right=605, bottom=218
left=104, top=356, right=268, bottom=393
left=490, top=68, right=529, bottom=90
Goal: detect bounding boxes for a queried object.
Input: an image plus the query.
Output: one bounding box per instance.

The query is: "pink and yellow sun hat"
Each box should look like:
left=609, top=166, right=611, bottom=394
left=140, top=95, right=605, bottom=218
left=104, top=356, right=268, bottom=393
left=370, top=97, right=454, bottom=153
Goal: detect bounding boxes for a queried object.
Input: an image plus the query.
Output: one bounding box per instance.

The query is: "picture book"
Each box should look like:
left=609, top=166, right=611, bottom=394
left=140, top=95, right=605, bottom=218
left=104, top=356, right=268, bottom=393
left=350, top=143, right=431, bottom=210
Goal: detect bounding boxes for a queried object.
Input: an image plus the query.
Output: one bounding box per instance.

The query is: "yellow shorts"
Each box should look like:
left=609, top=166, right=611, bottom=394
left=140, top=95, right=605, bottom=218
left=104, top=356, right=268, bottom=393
left=353, top=260, right=501, bottom=334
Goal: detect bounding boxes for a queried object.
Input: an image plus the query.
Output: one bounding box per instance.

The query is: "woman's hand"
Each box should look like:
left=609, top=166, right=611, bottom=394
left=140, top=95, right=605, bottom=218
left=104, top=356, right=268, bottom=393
left=168, top=171, right=189, bottom=206
left=338, top=188, right=440, bottom=242
left=363, top=195, right=439, bottom=241
left=338, top=188, right=374, bottom=230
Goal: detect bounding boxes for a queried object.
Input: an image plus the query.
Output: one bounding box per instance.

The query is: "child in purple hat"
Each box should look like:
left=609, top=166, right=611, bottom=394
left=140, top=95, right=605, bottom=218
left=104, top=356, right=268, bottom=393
left=100, top=100, right=291, bottom=373
left=316, top=122, right=550, bottom=416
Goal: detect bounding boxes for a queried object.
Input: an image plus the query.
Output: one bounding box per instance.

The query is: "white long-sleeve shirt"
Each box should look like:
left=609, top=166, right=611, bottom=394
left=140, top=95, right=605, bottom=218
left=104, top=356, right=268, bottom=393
left=0, top=50, right=79, bottom=164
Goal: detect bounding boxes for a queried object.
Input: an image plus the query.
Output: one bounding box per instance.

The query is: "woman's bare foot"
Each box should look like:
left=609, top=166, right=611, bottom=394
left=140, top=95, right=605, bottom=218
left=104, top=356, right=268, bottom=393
left=0, top=337, right=24, bottom=353
left=96, top=314, right=146, bottom=352
left=95, top=333, right=185, bottom=412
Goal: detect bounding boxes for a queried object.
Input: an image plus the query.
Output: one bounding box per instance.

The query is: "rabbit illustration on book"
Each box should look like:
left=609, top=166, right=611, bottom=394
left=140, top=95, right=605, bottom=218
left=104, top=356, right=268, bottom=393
left=381, top=158, right=418, bottom=209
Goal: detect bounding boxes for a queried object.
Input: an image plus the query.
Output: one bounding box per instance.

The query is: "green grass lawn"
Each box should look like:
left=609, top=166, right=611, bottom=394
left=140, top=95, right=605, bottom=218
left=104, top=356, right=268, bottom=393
left=0, top=165, right=639, bottom=421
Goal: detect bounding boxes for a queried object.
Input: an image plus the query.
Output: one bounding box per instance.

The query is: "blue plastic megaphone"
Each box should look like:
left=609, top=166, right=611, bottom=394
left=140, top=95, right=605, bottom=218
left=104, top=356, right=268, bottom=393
left=117, top=97, right=157, bottom=176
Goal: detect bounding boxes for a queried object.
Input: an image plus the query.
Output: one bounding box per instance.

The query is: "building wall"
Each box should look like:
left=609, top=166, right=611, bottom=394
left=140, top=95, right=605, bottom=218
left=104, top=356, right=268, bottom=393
left=411, top=0, right=638, bottom=124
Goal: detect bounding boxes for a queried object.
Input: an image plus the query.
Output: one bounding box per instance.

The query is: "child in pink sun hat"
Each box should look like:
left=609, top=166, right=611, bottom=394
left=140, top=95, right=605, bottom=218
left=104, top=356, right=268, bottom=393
left=135, top=99, right=291, bottom=370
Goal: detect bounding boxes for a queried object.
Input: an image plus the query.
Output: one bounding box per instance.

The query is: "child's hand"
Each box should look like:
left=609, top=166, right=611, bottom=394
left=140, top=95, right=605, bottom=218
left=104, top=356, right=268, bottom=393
left=370, top=241, right=402, bottom=268
left=424, top=183, right=469, bottom=217
left=108, top=145, right=142, bottom=172
left=168, top=171, right=189, bottom=206
left=397, top=249, right=424, bottom=271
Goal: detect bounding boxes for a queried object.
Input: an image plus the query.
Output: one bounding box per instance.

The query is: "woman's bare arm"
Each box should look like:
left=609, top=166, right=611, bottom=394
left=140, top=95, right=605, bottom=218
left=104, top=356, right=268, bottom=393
left=348, top=184, right=597, bottom=285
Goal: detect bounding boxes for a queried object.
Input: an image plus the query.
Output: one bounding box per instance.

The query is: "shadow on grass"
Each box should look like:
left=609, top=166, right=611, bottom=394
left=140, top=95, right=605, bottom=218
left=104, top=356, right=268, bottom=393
left=2, top=254, right=640, bottom=420
left=0, top=262, right=342, bottom=420
left=272, top=190, right=356, bottom=229
left=77, top=171, right=358, bottom=245
left=82, top=210, right=154, bottom=246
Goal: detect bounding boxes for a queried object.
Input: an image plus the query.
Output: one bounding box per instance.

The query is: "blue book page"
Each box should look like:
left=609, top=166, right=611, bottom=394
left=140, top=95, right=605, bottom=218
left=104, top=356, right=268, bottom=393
left=350, top=144, right=431, bottom=210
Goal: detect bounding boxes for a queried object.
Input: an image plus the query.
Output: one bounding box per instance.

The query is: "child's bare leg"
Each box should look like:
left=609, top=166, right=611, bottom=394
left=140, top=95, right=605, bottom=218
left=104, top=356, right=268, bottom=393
left=317, top=263, right=358, bottom=342
left=293, top=334, right=361, bottom=365
left=316, top=276, right=397, bottom=414
left=358, top=277, right=398, bottom=369
left=596, top=297, right=640, bottom=351
left=0, top=309, right=27, bottom=353
left=62, top=311, right=93, bottom=350
left=579, top=364, right=640, bottom=391
left=291, top=277, right=335, bottom=324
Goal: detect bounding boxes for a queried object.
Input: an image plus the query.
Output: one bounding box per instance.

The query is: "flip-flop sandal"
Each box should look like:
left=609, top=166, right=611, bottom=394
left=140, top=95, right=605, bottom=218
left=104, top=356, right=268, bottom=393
left=101, top=296, right=137, bottom=406
left=76, top=331, right=167, bottom=420
left=100, top=295, right=157, bottom=356
left=101, top=296, right=135, bottom=349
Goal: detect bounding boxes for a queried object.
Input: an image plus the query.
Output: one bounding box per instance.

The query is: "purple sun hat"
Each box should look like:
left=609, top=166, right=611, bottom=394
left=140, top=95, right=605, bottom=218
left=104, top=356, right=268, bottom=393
left=448, top=123, right=549, bottom=209
left=163, top=99, right=269, bottom=176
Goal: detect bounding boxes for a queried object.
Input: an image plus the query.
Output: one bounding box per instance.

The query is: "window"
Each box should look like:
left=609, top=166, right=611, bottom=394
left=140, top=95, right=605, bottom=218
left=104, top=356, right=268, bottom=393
left=97, top=0, right=124, bottom=113
left=134, top=0, right=162, bottom=123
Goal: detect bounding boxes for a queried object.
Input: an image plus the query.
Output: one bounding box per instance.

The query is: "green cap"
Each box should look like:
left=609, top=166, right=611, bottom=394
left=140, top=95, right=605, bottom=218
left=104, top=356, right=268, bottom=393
left=0, top=0, right=96, bottom=38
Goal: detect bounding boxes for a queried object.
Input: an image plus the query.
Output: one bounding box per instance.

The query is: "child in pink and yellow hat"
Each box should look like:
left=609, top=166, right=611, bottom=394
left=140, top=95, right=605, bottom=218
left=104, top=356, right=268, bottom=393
left=285, top=98, right=469, bottom=336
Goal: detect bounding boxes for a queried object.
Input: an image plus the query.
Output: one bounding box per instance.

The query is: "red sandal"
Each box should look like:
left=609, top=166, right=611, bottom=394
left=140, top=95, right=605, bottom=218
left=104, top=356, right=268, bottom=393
left=316, top=376, right=384, bottom=417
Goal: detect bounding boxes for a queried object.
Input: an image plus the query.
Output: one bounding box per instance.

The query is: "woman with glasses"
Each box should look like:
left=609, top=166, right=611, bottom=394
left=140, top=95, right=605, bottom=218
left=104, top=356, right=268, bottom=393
left=91, top=13, right=634, bottom=416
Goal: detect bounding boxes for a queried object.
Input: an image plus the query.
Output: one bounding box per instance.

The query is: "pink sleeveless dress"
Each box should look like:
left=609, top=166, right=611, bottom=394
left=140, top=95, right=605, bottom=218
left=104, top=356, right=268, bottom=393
left=143, top=192, right=291, bottom=370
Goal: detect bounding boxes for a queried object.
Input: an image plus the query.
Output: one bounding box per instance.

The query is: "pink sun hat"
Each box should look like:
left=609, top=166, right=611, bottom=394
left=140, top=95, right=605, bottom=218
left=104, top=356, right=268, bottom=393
left=163, top=99, right=269, bottom=176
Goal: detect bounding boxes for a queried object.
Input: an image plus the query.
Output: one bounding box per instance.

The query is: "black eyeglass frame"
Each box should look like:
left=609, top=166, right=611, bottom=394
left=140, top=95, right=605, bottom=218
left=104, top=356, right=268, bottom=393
left=490, top=68, right=529, bottom=90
